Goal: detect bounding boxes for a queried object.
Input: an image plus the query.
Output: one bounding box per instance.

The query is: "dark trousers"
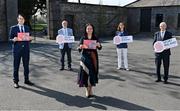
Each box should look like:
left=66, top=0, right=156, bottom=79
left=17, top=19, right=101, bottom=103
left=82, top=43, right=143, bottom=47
left=60, top=43, right=72, bottom=68
left=13, top=47, right=30, bottom=83
left=155, top=54, right=170, bottom=81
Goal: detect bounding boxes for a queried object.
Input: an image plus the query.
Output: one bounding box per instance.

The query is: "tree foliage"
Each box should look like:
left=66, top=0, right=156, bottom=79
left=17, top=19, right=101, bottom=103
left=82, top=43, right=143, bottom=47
left=18, top=0, right=46, bottom=16
left=18, top=0, right=46, bottom=28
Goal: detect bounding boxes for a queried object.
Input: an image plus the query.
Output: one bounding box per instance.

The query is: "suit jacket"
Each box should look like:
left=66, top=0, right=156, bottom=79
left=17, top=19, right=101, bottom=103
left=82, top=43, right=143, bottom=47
left=58, top=28, right=73, bottom=49
left=9, top=25, right=31, bottom=52
left=153, top=31, right=172, bottom=56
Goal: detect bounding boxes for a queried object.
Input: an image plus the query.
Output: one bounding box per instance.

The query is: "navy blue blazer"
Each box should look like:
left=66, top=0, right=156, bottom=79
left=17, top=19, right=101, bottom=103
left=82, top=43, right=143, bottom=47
left=153, top=31, right=172, bottom=56
left=116, top=31, right=128, bottom=48
left=9, top=25, right=31, bottom=52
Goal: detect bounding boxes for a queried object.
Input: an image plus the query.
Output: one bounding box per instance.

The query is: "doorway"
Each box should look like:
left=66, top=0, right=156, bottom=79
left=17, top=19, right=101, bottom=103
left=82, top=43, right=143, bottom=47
left=140, top=8, right=152, bottom=32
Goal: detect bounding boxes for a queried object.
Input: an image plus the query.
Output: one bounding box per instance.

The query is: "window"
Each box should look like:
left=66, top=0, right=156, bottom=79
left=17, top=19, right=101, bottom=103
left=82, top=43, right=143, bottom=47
left=156, top=14, right=163, bottom=27
left=178, top=13, right=180, bottom=27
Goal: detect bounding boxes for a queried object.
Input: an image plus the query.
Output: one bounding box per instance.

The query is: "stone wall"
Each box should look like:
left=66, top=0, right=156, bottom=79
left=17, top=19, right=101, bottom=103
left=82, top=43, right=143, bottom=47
left=0, top=0, right=17, bottom=42
left=6, top=0, right=18, bottom=32
left=127, top=6, right=180, bottom=35
left=47, top=1, right=127, bottom=39
left=47, top=0, right=61, bottom=39
left=151, top=6, right=180, bottom=34
left=0, top=0, right=7, bottom=41
left=127, top=8, right=140, bottom=34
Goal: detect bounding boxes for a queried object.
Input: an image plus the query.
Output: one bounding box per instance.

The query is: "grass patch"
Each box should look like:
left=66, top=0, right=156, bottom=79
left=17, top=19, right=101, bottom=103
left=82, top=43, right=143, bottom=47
left=31, top=24, right=47, bottom=31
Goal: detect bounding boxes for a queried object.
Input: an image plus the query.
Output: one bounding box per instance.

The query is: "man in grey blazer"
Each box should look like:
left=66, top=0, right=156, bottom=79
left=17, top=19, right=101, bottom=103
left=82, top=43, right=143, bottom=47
left=58, top=20, right=73, bottom=71
left=153, top=22, right=172, bottom=84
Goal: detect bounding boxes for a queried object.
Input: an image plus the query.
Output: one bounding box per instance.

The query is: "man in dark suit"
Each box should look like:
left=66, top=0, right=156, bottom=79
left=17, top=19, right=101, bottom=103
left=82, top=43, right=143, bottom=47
left=153, top=22, right=172, bottom=84
left=57, top=20, right=74, bottom=71
left=9, top=14, right=34, bottom=88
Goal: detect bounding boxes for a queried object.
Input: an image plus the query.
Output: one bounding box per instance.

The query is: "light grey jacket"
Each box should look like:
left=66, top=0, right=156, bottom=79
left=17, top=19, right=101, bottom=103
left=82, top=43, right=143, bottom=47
left=58, top=28, right=73, bottom=49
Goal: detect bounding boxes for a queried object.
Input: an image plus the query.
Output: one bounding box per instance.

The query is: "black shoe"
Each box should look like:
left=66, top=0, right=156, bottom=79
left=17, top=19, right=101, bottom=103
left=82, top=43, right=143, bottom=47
left=68, top=67, right=72, bottom=71
left=13, top=83, right=19, bottom=88
left=86, top=95, right=95, bottom=98
left=164, top=81, right=168, bottom=84
left=24, top=80, right=34, bottom=86
left=86, top=95, right=90, bottom=98
left=60, top=67, right=64, bottom=71
left=155, top=79, right=162, bottom=82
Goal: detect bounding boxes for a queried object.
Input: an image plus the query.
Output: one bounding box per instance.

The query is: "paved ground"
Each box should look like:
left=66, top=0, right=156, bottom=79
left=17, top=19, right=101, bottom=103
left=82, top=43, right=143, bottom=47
left=0, top=35, right=180, bottom=110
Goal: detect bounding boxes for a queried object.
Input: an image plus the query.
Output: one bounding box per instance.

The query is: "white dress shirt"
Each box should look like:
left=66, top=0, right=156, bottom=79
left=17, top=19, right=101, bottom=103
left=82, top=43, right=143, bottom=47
left=18, top=24, right=24, bottom=32
left=160, top=31, right=165, bottom=39
left=63, top=28, right=68, bottom=37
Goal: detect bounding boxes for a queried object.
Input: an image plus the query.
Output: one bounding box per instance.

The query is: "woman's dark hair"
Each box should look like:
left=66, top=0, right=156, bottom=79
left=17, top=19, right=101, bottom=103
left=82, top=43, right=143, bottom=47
left=84, top=23, right=96, bottom=39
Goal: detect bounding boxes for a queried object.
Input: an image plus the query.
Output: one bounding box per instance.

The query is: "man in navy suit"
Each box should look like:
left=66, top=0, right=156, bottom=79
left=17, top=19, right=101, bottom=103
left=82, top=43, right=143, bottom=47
left=153, top=22, right=172, bottom=84
left=9, top=14, right=34, bottom=88
left=57, top=20, right=74, bottom=71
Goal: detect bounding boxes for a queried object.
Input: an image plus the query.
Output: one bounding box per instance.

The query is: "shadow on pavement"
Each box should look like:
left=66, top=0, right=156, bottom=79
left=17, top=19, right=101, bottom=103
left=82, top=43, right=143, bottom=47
left=168, top=81, right=180, bottom=87
left=99, top=74, right=126, bottom=81
left=20, top=85, right=152, bottom=110
left=130, top=69, right=155, bottom=77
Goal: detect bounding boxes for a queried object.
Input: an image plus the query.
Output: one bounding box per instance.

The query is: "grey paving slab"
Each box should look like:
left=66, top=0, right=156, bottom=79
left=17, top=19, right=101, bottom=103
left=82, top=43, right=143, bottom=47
left=0, top=36, right=180, bottom=110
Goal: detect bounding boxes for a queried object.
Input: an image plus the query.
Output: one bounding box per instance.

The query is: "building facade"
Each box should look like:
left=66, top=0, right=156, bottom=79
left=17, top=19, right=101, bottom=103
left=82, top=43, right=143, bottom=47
left=0, top=0, right=17, bottom=42
left=0, top=0, right=7, bottom=41
left=126, top=0, right=180, bottom=35
left=47, top=0, right=126, bottom=39
left=1, top=0, right=180, bottom=42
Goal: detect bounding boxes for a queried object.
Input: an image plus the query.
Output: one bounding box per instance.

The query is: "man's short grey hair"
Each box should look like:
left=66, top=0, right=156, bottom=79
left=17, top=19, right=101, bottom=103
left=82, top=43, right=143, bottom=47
left=159, top=22, right=167, bottom=27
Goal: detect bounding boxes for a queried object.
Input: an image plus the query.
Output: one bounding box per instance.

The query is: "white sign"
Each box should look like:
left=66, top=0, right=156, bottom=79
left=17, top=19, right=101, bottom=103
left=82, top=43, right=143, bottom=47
left=163, top=38, right=178, bottom=49
left=56, top=35, right=75, bottom=44
left=113, top=35, right=133, bottom=44
left=154, top=38, right=178, bottom=53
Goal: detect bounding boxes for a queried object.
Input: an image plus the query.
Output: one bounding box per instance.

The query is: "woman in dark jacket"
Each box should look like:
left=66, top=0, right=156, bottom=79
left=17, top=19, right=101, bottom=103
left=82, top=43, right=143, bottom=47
left=77, top=23, right=102, bottom=98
